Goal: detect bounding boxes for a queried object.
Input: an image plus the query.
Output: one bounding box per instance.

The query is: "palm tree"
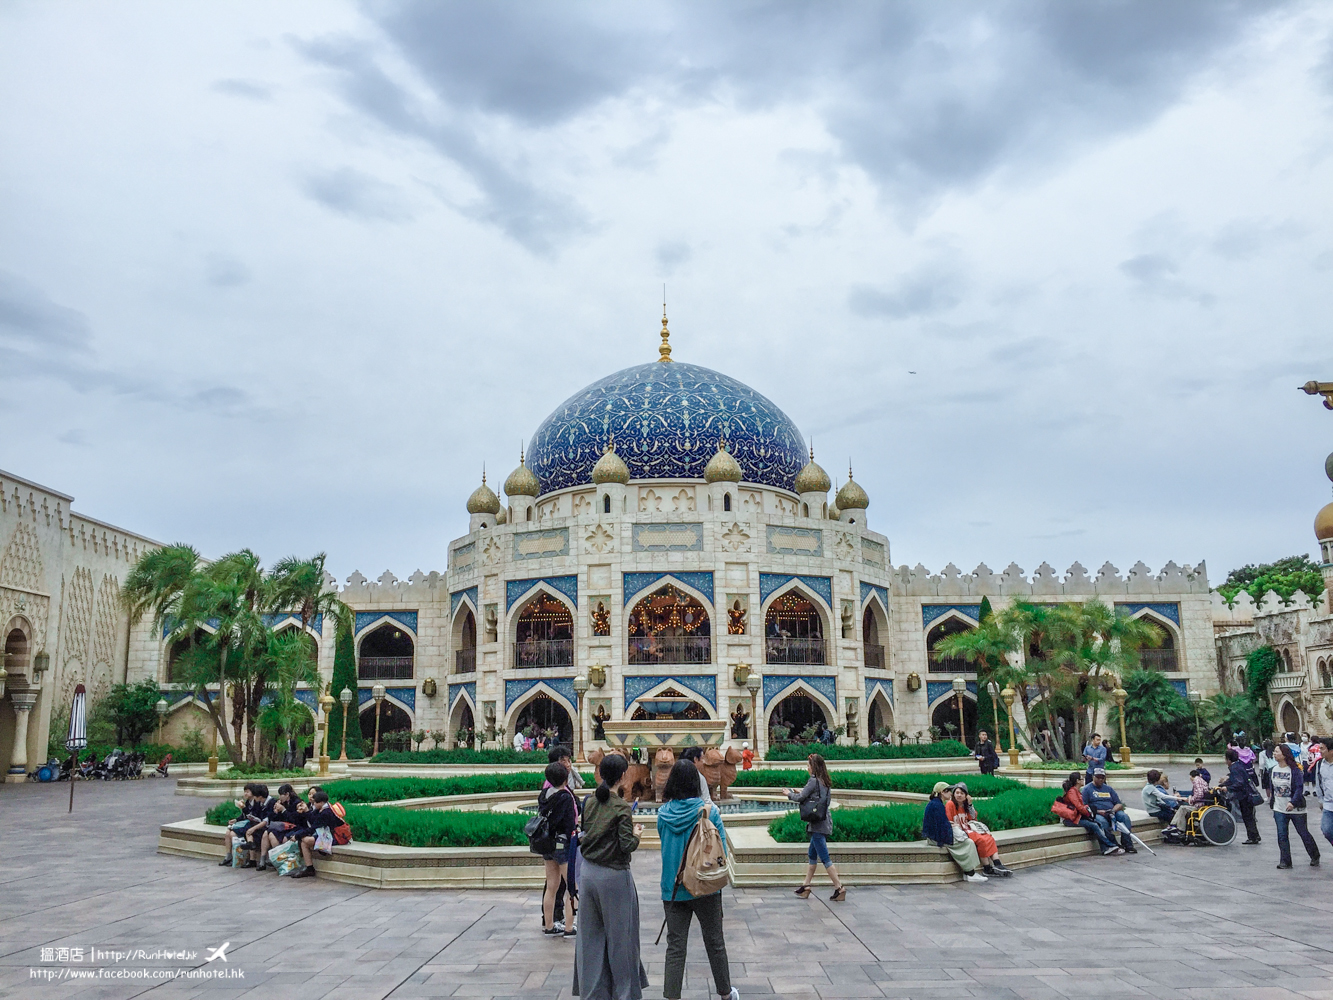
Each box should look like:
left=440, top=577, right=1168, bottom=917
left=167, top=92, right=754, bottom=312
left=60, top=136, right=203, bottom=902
left=256, top=627, right=322, bottom=768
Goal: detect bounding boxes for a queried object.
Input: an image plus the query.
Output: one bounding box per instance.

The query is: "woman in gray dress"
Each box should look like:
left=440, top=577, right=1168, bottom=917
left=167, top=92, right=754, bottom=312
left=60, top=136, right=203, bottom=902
left=573, top=752, right=649, bottom=1000
left=786, top=753, right=846, bottom=901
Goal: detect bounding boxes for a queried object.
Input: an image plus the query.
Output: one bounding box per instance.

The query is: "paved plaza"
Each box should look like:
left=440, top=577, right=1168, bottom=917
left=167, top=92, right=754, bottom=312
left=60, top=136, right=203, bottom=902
left=1, top=779, right=1331, bottom=1000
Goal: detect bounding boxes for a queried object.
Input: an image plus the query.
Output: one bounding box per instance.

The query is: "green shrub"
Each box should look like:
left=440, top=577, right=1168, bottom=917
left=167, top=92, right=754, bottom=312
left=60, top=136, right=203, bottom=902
left=343, top=805, right=530, bottom=848
left=764, top=740, right=970, bottom=761
left=767, top=786, right=1061, bottom=843
left=219, top=763, right=308, bottom=778
left=368, top=748, right=553, bottom=764
left=205, top=800, right=242, bottom=826
left=732, top=770, right=1024, bottom=797
left=320, top=772, right=594, bottom=804
left=1021, top=760, right=1126, bottom=771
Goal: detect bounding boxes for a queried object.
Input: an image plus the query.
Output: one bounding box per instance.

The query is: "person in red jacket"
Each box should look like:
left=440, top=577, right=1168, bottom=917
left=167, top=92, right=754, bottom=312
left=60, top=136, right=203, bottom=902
left=1052, top=771, right=1122, bottom=856
left=740, top=743, right=754, bottom=771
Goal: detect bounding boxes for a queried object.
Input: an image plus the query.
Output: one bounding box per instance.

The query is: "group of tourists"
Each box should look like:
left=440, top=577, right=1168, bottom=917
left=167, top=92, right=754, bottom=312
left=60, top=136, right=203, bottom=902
left=514, top=728, right=564, bottom=752
left=219, top=782, right=349, bottom=878
left=923, top=779, right=1017, bottom=881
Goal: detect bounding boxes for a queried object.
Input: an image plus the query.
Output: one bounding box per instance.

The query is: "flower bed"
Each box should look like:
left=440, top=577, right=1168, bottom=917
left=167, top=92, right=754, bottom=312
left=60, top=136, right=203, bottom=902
left=764, top=740, right=971, bottom=761
left=731, top=770, right=1024, bottom=797
left=767, top=786, right=1061, bottom=843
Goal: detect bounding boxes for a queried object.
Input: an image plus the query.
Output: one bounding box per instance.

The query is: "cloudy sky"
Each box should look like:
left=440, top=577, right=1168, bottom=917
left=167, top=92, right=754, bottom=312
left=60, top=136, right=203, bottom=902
left=2, top=0, right=1331, bottom=587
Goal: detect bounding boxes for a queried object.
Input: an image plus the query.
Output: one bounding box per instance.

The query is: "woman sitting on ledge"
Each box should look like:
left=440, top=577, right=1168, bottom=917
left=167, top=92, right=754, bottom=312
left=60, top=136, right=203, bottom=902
left=922, top=781, right=987, bottom=883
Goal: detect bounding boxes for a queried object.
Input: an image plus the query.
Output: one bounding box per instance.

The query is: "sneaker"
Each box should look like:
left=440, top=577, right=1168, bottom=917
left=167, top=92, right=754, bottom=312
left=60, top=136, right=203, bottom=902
left=1123, top=846, right=1138, bottom=854
left=982, top=865, right=998, bottom=877
left=1241, top=839, right=1261, bottom=845
left=1108, top=847, right=1125, bottom=855
left=240, top=860, right=256, bottom=869
left=1276, top=862, right=1292, bottom=869
left=563, top=926, right=577, bottom=938
left=963, top=872, right=988, bottom=883
left=728, top=990, right=740, bottom=1000
left=542, top=927, right=562, bottom=936
left=218, top=858, right=232, bottom=866
left=1311, top=857, right=1320, bottom=867
left=552, top=921, right=565, bottom=933
left=290, top=867, right=315, bottom=878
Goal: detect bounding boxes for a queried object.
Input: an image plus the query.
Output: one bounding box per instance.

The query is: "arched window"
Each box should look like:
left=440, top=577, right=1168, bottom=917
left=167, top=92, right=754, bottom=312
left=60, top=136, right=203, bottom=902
left=927, top=616, right=973, bottom=673
left=764, top=591, right=825, bottom=665
left=512, top=691, right=572, bottom=743
left=1282, top=649, right=1294, bottom=673
left=862, top=607, right=884, bottom=668
left=932, top=691, right=978, bottom=746
left=359, top=623, right=415, bottom=680
left=628, top=585, right=711, bottom=664
left=165, top=627, right=212, bottom=683
left=802, top=502, right=809, bottom=517
left=1138, top=618, right=1178, bottom=671
left=455, top=609, right=476, bottom=673
left=724, top=493, right=732, bottom=512
left=274, top=623, right=318, bottom=665
left=603, top=494, right=611, bottom=514
left=591, top=600, right=610, bottom=636
left=768, top=691, right=829, bottom=744
left=526, top=506, right=533, bottom=522
left=514, top=593, right=574, bottom=667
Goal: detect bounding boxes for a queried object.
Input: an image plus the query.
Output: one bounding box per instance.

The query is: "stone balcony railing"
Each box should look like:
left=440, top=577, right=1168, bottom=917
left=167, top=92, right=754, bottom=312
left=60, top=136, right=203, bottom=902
left=1268, top=673, right=1306, bottom=692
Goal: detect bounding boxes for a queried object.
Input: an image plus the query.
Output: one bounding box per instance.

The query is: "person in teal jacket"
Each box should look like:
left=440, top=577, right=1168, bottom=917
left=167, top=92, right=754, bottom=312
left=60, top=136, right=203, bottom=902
left=656, top=759, right=737, bottom=1000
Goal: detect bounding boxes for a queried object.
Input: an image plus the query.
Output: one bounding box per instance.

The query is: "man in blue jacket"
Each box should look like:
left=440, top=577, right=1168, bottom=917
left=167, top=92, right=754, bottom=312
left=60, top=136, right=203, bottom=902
left=1082, top=769, right=1135, bottom=853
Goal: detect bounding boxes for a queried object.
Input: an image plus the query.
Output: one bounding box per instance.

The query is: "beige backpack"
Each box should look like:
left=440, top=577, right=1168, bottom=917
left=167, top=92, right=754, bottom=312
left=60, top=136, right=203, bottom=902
left=678, top=803, right=731, bottom=897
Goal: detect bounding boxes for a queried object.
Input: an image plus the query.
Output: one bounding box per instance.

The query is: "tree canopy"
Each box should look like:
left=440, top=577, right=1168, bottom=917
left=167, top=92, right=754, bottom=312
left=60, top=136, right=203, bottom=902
left=1217, top=554, right=1325, bottom=604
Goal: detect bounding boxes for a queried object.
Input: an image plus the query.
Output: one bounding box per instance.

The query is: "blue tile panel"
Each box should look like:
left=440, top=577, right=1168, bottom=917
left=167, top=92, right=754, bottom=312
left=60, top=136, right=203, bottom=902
left=864, top=677, right=894, bottom=707
left=354, top=611, right=419, bottom=636
left=921, top=605, right=982, bottom=628
left=926, top=680, right=977, bottom=705
left=623, top=571, right=715, bottom=606
left=1116, top=602, right=1181, bottom=626
left=162, top=616, right=220, bottom=639
left=632, top=523, right=704, bottom=552
left=513, top=528, right=570, bottom=560
left=449, top=682, right=476, bottom=710
left=1170, top=679, right=1188, bottom=698
left=622, top=674, right=718, bottom=711
left=763, top=674, right=836, bottom=709
left=860, top=582, right=889, bottom=611
left=862, top=537, right=885, bottom=567
left=506, top=575, right=579, bottom=610
left=506, top=677, right=576, bottom=711
left=356, top=686, right=416, bottom=712
left=450, top=587, right=479, bottom=618
left=759, top=573, right=833, bottom=608
left=264, top=613, right=324, bottom=634
left=526, top=361, right=807, bottom=493
left=765, top=525, right=823, bottom=557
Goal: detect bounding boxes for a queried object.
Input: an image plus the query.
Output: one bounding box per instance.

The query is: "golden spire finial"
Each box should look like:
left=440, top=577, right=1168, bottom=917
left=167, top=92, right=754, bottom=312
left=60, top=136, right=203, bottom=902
left=482, top=464, right=486, bottom=484
left=658, top=288, right=672, bottom=362
left=848, top=460, right=854, bottom=480
left=519, top=442, right=525, bottom=465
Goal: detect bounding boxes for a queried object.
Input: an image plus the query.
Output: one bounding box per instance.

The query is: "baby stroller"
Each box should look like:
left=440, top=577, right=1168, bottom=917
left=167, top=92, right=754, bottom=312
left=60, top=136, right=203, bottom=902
left=154, top=753, right=173, bottom=777
left=1162, top=788, right=1236, bottom=847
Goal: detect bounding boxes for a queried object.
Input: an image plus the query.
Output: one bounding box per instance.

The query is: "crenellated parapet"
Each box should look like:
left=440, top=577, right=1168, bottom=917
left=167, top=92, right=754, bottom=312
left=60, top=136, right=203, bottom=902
left=891, top=559, right=1209, bottom=598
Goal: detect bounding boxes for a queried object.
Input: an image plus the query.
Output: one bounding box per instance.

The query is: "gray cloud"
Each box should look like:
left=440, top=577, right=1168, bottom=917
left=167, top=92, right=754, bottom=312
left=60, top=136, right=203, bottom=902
left=656, top=240, right=692, bottom=273
left=849, top=266, right=966, bottom=319
left=204, top=252, right=251, bottom=287
left=1211, top=218, right=1304, bottom=260
left=0, top=269, right=92, bottom=351
left=302, top=166, right=413, bottom=222
left=213, top=78, right=272, bottom=100
left=1119, top=252, right=1215, bottom=304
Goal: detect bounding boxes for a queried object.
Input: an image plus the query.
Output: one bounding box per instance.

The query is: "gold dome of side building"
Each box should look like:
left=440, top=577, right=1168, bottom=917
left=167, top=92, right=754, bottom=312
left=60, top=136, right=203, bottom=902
left=794, top=448, right=831, bottom=494
left=466, top=474, right=502, bottom=515
left=703, top=441, right=743, bottom=483
left=835, top=468, right=869, bottom=511
left=591, top=443, right=631, bottom=485
left=1316, top=501, right=1333, bottom=542
left=503, top=451, right=540, bottom=498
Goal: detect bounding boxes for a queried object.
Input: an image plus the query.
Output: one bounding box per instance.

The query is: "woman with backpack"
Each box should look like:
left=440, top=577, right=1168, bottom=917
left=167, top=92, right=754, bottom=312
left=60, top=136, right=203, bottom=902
left=572, top=752, right=649, bottom=1000
left=537, top=761, right=579, bottom=936
left=657, top=759, right=738, bottom=1000
left=785, top=753, right=846, bottom=901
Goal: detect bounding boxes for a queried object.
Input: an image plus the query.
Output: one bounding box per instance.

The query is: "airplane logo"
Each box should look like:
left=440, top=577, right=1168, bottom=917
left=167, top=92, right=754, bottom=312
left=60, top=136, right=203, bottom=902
left=204, top=942, right=231, bottom=963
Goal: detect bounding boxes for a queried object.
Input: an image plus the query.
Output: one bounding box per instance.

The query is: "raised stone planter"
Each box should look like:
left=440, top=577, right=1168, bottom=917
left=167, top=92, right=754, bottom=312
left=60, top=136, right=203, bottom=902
left=999, top=766, right=1149, bottom=791
left=175, top=767, right=352, bottom=798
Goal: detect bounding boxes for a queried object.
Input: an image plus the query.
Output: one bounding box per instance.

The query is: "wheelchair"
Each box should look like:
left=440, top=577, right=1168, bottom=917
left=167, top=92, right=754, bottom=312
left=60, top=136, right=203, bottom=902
left=1161, top=788, right=1236, bottom=847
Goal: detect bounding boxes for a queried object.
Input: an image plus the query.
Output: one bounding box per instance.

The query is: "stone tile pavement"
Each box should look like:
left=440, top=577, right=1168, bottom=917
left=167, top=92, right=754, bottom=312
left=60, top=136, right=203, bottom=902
left=1, top=779, right=1331, bottom=1000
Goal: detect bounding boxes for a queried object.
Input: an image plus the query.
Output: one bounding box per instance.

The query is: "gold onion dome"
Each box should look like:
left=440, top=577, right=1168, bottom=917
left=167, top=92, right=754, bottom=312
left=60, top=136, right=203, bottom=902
left=1316, top=502, right=1333, bottom=541
left=591, top=443, right=631, bottom=485
left=503, top=450, right=540, bottom=498
left=794, top=447, right=831, bottom=494
left=835, top=466, right=869, bottom=510
left=704, top=440, right=743, bottom=483
left=466, top=473, right=501, bottom=515
left=827, top=502, right=841, bottom=520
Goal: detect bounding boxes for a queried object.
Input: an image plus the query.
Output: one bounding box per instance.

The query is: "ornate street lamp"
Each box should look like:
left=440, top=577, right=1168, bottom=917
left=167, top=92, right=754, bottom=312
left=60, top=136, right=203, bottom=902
left=155, top=697, right=168, bottom=745
left=318, top=688, right=335, bottom=776
left=1000, top=685, right=1020, bottom=768
left=986, top=680, right=1001, bottom=744
left=1188, top=689, right=1203, bottom=755
left=372, top=683, right=386, bottom=757
left=339, top=686, right=353, bottom=761
left=572, top=673, right=590, bottom=762
left=745, top=671, right=762, bottom=753
left=1112, top=684, right=1130, bottom=765
left=952, top=676, right=968, bottom=746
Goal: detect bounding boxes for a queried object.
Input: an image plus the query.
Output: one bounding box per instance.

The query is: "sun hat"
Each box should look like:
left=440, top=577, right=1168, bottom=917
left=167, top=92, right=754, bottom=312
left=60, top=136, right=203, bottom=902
left=932, top=781, right=951, bottom=795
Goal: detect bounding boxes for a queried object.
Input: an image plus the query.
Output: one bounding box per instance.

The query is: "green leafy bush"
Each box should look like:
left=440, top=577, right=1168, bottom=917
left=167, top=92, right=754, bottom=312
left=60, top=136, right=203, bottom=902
left=764, top=740, right=971, bottom=761
left=1021, top=760, right=1126, bottom=771
left=369, top=748, right=553, bottom=765
left=218, top=763, right=309, bottom=778
left=205, top=800, right=242, bottom=826
left=320, top=772, right=593, bottom=804
left=732, top=770, right=1024, bottom=797
left=343, top=805, right=530, bottom=848
left=767, top=786, right=1061, bottom=843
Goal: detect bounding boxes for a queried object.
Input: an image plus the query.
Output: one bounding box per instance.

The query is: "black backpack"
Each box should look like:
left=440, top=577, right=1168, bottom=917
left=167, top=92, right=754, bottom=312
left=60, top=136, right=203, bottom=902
left=524, top=787, right=566, bottom=855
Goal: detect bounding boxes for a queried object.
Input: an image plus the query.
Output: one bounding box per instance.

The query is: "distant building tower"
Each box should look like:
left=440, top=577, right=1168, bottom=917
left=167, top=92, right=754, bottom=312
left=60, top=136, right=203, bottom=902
left=1316, top=451, right=1333, bottom=614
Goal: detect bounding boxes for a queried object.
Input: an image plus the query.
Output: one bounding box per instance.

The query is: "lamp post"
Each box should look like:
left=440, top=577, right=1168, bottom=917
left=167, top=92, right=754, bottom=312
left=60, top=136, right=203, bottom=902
left=318, top=689, right=335, bottom=776
left=1000, top=685, right=1020, bottom=768
left=986, top=680, right=1001, bottom=745
left=952, top=676, right=968, bottom=746
left=745, top=671, right=762, bottom=753
left=1188, top=689, right=1203, bottom=755
left=338, top=686, right=353, bottom=761
left=1112, top=685, right=1130, bottom=765
left=155, top=697, right=168, bottom=745
left=372, top=683, right=386, bottom=756
left=572, top=673, right=590, bottom=762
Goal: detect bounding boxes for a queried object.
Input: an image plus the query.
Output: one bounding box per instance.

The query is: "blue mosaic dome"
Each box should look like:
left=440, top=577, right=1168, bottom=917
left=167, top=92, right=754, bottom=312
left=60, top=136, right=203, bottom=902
left=527, top=362, right=807, bottom=494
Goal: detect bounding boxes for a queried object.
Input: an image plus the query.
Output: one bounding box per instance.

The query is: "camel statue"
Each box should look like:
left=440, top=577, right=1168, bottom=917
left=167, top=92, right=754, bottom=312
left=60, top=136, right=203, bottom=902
left=652, top=747, right=676, bottom=801
left=588, top=747, right=653, bottom=802
left=697, top=746, right=744, bottom=800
